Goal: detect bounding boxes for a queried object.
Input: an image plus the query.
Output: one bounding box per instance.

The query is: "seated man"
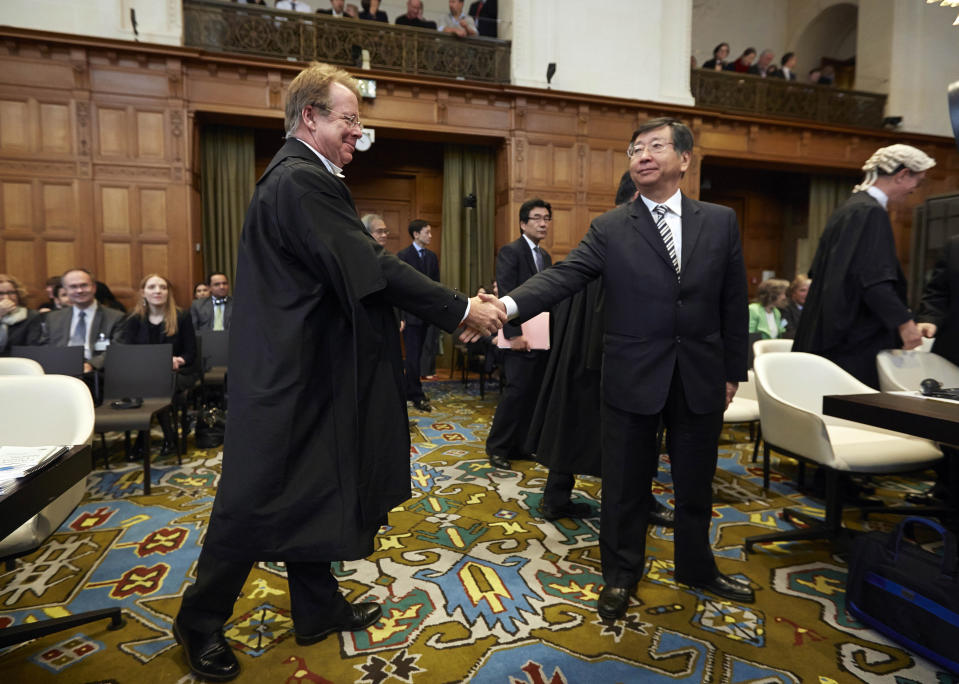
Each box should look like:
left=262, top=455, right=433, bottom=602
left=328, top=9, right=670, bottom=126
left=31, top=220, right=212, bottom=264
left=395, top=0, right=436, bottom=29
left=191, top=273, right=233, bottom=333
left=439, top=0, right=477, bottom=36
left=315, top=0, right=357, bottom=17
left=31, top=267, right=125, bottom=374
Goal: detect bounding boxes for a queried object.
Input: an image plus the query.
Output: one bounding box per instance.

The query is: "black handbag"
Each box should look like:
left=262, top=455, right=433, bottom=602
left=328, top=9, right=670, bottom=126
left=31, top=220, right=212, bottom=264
left=846, top=516, right=959, bottom=674
left=194, top=406, right=226, bottom=449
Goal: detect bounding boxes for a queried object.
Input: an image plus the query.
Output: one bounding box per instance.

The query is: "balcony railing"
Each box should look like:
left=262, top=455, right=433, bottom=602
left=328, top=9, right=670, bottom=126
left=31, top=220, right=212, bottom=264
left=183, top=0, right=510, bottom=84
left=691, top=68, right=887, bottom=129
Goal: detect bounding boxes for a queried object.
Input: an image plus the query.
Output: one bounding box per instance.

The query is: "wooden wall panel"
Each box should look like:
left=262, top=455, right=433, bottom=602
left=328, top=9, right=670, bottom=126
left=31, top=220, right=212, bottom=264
left=548, top=206, right=576, bottom=257
left=141, top=243, right=169, bottom=280
left=42, top=183, right=74, bottom=230
left=46, top=241, right=75, bottom=277
left=553, top=146, right=573, bottom=188
left=97, top=107, right=129, bottom=157
left=527, top=144, right=549, bottom=186
left=0, top=100, right=29, bottom=151
left=4, top=239, right=35, bottom=283
left=2, top=182, right=33, bottom=230
left=139, top=188, right=168, bottom=235
left=100, top=187, right=131, bottom=235
left=102, top=243, right=132, bottom=290
left=40, top=103, right=71, bottom=154
left=136, top=111, right=166, bottom=159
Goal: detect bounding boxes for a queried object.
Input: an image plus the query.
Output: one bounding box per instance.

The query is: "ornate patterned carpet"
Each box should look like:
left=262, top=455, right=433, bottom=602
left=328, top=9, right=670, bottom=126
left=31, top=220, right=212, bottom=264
left=0, top=380, right=954, bottom=683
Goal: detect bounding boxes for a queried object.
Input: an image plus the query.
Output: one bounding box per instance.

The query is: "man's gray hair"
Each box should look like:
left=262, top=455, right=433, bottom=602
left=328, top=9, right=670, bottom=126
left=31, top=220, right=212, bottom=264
left=360, top=213, right=384, bottom=234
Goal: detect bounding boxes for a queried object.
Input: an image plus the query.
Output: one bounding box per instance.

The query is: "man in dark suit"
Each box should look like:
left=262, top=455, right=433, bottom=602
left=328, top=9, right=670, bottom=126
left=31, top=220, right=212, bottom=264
left=191, top=272, right=232, bottom=332
left=397, top=220, right=440, bottom=411
left=173, top=62, right=504, bottom=682
left=34, top=267, right=125, bottom=372
left=395, top=0, right=436, bottom=28
left=495, top=118, right=752, bottom=617
left=917, top=234, right=958, bottom=366
left=485, top=200, right=554, bottom=468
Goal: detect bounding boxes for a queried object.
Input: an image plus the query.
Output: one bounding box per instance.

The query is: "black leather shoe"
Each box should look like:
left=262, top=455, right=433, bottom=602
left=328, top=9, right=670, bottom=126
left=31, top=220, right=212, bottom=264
left=649, top=500, right=675, bottom=527
left=597, top=585, right=633, bottom=619
left=160, top=440, right=178, bottom=458
left=173, top=618, right=240, bottom=682
left=488, top=453, right=511, bottom=470
left=539, top=501, right=594, bottom=521
left=686, top=574, right=755, bottom=603
left=295, top=602, right=381, bottom=646
left=411, top=398, right=432, bottom=412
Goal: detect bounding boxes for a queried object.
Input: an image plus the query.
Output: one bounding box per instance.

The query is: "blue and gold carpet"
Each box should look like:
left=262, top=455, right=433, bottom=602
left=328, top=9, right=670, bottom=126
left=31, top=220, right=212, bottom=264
left=0, top=381, right=954, bottom=683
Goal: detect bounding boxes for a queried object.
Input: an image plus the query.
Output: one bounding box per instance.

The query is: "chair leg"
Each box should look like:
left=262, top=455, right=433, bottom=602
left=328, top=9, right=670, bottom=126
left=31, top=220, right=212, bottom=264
left=124, top=430, right=132, bottom=460
left=797, top=462, right=807, bottom=489
left=143, top=425, right=152, bottom=496
left=99, top=433, right=110, bottom=469
left=762, top=443, right=771, bottom=491
left=751, top=422, right=761, bottom=463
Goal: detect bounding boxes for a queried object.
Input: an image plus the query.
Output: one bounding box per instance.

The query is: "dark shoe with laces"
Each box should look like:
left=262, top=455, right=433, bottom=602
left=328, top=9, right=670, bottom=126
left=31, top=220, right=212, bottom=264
left=488, top=453, right=511, bottom=470
left=597, top=584, right=634, bottom=619
left=294, top=602, right=381, bottom=646
left=649, top=500, right=675, bottom=527
left=173, top=618, right=240, bottom=682
left=411, top=398, right=432, bottom=412
left=539, top=501, right=594, bottom=521
left=684, top=573, right=755, bottom=603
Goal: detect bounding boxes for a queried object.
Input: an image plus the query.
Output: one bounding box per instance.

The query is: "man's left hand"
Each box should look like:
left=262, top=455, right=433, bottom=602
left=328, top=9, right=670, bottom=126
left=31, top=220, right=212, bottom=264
left=459, top=293, right=506, bottom=342
left=725, top=381, right=738, bottom=410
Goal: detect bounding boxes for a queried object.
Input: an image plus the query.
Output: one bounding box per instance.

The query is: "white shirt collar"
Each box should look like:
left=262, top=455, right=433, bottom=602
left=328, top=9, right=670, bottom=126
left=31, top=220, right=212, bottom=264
left=294, top=137, right=344, bottom=178
left=521, top=234, right=540, bottom=252
left=74, top=299, right=97, bottom=318
left=639, top=188, right=683, bottom=217
left=865, top=185, right=888, bottom=209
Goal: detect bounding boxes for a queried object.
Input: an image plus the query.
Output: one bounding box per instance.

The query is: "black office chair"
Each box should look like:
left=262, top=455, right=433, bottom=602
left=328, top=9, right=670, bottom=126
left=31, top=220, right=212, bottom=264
left=198, top=331, right=229, bottom=407
left=11, top=345, right=84, bottom=376
left=93, top=344, right=176, bottom=494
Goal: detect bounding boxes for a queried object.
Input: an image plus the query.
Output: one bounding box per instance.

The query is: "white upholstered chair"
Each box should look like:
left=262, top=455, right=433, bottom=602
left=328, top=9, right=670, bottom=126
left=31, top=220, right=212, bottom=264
left=876, top=350, right=959, bottom=392
left=0, top=357, right=44, bottom=376
left=752, top=338, right=793, bottom=358
left=0, top=375, right=94, bottom=558
left=745, top=352, right=943, bottom=552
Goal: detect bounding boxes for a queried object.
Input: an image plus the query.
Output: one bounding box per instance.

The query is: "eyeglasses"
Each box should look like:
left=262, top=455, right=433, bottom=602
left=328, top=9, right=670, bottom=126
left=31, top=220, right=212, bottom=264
left=314, top=104, right=363, bottom=130
left=626, top=140, right=675, bottom=158
left=0, top=290, right=17, bottom=297
left=371, top=228, right=389, bottom=236
left=526, top=214, right=552, bottom=223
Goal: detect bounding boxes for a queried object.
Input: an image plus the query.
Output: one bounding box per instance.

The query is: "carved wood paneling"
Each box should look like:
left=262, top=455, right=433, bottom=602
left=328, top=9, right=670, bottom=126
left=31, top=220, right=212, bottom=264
left=45, top=240, right=76, bottom=278
left=2, top=181, right=32, bottom=230
left=4, top=239, right=35, bottom=284
left=100, top=186, right=131, bottom=234
left=101, top=242, right=132, bottom=290
left=139, top=188, right=168, bottom=235
left=0, top=100, right=29, bottom=151
left=41, top=183, right=75, bottom=230
left=137, top=111, right=166, bottom=158
left=40, top=103, right=71, bottom=153
left=97, top=107, right=128, bottom=157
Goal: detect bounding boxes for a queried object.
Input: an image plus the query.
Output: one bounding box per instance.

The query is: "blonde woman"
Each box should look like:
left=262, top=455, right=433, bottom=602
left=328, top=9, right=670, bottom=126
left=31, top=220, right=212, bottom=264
left=748, top=278, right=790, bottom=339
left=0, top=273, right=38, bottom=355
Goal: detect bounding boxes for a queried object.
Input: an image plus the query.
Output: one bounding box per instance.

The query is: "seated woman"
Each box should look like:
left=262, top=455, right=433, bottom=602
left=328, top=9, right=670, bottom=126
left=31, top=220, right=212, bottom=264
left=0, top=273, right=39, bottom=355
left=124, top=274, right=198, bottom=457
left=748, top=278, right=790, bottom=339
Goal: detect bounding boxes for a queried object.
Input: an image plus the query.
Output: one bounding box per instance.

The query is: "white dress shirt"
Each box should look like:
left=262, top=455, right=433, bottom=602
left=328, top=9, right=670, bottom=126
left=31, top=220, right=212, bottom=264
left=639, top=188, right=683, bottom=268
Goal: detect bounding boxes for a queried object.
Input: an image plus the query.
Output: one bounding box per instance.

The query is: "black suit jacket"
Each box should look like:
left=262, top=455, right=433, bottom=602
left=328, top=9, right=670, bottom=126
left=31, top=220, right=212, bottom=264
left=508, top=195, right=748, bottom=415
left=497, top=237, right=551, bottom=340
left=34, top=305, right=126, bottom=369
left=918, top=235, right=959, bottom=366
left=191, top=296, right=233, bottom=332
left=397, top=244, right=440, bottom=326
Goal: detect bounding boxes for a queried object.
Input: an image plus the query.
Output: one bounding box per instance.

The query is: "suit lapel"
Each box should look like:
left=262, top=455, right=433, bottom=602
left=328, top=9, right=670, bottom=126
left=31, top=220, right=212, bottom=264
left=628, top=199, right=675, bottom=272
left=518, top=238, right=537, bottom=276
left=680, top=194, right=704, bottom=273
left=54, top=308, right=72, bottom=344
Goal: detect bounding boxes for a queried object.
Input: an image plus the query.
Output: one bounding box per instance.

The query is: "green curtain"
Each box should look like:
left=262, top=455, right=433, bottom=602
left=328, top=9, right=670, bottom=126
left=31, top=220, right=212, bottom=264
left=440, top=144, right=496, bottom=297
left=200, top=126, right=256, bottom=284
left=796, top=175, right=855, bottom=275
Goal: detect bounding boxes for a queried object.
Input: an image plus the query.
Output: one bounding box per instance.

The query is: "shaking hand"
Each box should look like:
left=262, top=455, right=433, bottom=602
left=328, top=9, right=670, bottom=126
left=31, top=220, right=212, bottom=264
left=459, top=293, right=507, bottom=342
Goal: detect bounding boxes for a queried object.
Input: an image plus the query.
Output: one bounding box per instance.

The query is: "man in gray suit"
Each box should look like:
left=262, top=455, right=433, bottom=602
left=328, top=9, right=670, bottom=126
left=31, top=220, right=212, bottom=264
left=191, top=272, right=233, bottom=332
left=35, top=268, right=125, bottom=372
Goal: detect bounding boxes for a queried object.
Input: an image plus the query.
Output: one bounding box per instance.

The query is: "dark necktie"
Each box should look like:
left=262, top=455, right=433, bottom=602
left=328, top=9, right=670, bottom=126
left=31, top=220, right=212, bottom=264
left=653, top=205, right=680, bottom=275
left=71, top=310, right=87, bottom=347
left=533, top=246, right=544, bottom=272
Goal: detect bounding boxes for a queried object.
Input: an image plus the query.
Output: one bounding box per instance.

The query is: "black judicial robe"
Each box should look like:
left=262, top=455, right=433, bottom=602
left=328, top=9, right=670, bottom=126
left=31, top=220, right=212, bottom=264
left=203, top=139, right=467, bottom=562
left=525, top=278, right=604, bottom=477
left=918, top=235, right=959, bottom=366
left=794, top=191, right=911, bottom=386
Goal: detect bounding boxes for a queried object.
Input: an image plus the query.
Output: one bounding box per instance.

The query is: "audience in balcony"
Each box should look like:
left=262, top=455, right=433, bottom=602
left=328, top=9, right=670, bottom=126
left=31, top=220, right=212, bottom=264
left=439, top=0, right=478, bottom=36
left=469, top=0, right=497, bottom=37
left=748, top=278, right=790, bottom=339
left=808, top=67, right=822, bottom=84
left=358, top=0, right=387, bottom=21
left=818, top=65, right=835, bottom=86
left=276, top=0, right=312, bottom=12
left=316, top=0, right=358, bottom=17
left=396, top=0, right=436, bottom=28
left=748, top=49, right=776, bottom=78
left=724, top=47, right=756, bottom=73
left=775, top=52, right=797, bottom=81
left=0, top=273, right=39, bottom=356
left=701, top=42, right=729, bottom=71
left=234, top=0, right=267, bottom=5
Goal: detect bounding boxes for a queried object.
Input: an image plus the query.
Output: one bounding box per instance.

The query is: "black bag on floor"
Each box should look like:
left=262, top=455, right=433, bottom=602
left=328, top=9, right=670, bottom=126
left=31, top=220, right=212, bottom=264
left=846, top=516, right=959, bottom=674
left=195, top=406, right=226, bottom=449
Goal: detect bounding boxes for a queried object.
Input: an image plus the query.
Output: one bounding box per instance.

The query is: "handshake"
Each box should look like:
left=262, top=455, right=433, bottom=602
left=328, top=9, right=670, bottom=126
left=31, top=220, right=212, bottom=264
left=459, top=292, right=508, bottom=343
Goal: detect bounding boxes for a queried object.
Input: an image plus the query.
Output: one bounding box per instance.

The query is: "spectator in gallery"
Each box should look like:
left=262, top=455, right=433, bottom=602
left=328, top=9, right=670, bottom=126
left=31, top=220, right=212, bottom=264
left=439, top=0, right=478, bottom=36
left=468, top=0, right=498, bottom=38
left=358, top=0, right=387, bottom=21
left=776, top=52, right=797, bottom=81
left=96, top=281, right=126, bottom=313
left=316, top=0, right=357, bottom=17
left=819, top=65, right=836, bottom=86
left=725, top=47, right=756, bottom=73
left=361, top=214, right=391, bottom=248
left=779, top=274, right=810, bottom=339
left=54, top=283, right=71, bottom=310
left=701, top=42, right=729, bottom=71
left=748, top=278, right=790, bottom=339
left=194, top=282, right=211, bottom=300
left=395, top=0, right=436, bottom=29
left=38, top=275, right=61, bottom=311
left=808, top=68, right=822, bottom=84
left=276, top=0, right=312, bottom=11
left=233, top=0, right=267, bottom=5
left=748, top=49, right=775, bottom=77
left=0, top=273, right=39, bottom=356
left=191, top=272, right=232, bottom=332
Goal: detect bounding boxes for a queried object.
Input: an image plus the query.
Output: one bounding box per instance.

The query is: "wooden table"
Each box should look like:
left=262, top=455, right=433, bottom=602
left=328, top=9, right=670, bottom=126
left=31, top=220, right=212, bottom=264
left=822, top=393, right=959, bottom=447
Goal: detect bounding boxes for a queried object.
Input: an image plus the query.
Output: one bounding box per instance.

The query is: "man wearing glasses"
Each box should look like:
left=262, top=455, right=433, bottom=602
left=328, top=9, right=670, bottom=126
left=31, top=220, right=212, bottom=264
left=493, top=118, right=752, bottom=618
left=173, top=61, right=505, bottom=682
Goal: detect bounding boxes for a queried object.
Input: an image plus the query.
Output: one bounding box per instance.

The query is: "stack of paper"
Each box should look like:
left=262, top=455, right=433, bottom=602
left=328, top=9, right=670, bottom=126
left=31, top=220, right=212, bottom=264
left=0, top=446, right=69, bottom=492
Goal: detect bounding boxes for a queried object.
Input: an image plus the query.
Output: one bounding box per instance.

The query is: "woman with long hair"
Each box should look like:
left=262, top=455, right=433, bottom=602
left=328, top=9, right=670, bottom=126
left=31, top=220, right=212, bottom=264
left=124, top=274, right=198, bottom=457
left=0, top=273, right=38, bottom=355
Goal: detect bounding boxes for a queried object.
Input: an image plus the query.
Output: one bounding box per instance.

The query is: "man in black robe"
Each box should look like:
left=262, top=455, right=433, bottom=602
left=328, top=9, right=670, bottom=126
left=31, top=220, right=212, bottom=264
left=794, top=144, right=936, bottom=388
left=918, top=235, right=959, bottom=367
left=173, top=62, right=505, bottom=682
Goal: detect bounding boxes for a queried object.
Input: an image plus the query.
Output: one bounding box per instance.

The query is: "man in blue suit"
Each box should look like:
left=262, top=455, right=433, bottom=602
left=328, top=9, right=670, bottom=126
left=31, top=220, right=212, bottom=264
left=496, top=118, right=752, bottom=617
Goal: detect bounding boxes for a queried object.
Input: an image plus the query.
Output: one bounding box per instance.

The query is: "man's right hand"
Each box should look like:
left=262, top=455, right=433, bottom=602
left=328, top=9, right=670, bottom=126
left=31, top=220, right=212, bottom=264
left=898, top=319, right=923, bottom=350
left=509, top=335, right=531, bottom=352
left=917, top=322, right=937, bottom=339
left=459, top=293, right=507, bottom=342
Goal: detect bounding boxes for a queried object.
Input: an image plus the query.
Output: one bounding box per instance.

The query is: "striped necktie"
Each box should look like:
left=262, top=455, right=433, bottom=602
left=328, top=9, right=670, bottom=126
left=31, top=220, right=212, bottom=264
left=653, top=205, right=679, bottom=275
left=533, top=246, right=543, bottom=272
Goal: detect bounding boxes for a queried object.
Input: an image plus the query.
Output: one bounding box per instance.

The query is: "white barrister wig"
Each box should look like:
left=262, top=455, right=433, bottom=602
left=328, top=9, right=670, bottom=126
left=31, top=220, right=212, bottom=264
left=853, top=144, right=937, bottom=192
